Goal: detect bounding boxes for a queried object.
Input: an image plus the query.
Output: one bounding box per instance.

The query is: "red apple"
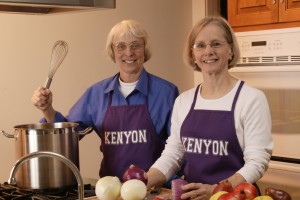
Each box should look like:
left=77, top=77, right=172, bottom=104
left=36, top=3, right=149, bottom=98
left=219, top=190, right=246, bottom=200
left=122, top=164, right=148, bottom=185
left=213, top=179, right=234, bottom=194
left=233, top=182, right=258, bottom=200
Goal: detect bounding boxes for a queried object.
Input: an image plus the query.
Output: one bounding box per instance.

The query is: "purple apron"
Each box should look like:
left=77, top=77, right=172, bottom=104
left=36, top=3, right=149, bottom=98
left=180, top=81, right=245, bottom=184
left=100, top=91, right=165, bottom=179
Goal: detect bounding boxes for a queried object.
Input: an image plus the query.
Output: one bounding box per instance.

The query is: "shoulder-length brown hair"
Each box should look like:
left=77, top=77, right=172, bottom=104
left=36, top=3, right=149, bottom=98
left=184, top=16, right=240, bottom=71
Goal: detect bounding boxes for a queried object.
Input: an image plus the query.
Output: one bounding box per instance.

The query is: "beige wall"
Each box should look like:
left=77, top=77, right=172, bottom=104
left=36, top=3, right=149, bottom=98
left=0, top=0, right=205, bottom=182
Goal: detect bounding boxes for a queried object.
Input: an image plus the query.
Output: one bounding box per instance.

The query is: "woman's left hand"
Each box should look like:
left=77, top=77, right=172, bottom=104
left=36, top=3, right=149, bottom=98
left=181, top=182, right=215, bottom=200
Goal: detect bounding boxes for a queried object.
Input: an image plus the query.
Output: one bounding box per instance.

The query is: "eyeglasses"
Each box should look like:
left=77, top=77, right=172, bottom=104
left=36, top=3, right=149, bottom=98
left=192, top=40, right=227, bottom=51
left=112, top=42, right=144, bottom=54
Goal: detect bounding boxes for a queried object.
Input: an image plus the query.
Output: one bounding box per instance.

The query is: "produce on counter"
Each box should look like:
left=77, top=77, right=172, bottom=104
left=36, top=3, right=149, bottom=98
left=265, top=188, right=292, bottom=200
left=209, top=180, right=292, bottom=200
left=210, top=181, right=259, bottom=200
left=233, top=182, right=258, bottom=200
left=219, top=190, right=246, bottom=200
left=209, top=191, right=229, bottom=200
left=171, top=178, right=188, bottom=200
left=253, top=196, right=274, bottom=200
left=213, top=179, right=234, bottom=194
left=121, top=179, right=147, bottom=200
left=95, top=176, right=121, bottom=200
left=122, top=164, right=148, bottom=185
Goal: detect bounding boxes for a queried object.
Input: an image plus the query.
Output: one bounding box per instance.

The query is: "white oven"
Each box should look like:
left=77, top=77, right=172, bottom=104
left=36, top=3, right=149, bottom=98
left=229, top=27, right=300, bottom=199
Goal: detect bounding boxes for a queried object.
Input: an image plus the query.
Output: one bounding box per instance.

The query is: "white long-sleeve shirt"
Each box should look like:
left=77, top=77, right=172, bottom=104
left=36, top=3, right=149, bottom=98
left=152, top=80, right=274, bottom=183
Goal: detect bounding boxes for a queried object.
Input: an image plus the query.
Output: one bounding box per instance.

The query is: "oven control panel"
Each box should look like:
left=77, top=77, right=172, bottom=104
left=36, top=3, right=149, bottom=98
left=234, top=27, right=300, bottom=65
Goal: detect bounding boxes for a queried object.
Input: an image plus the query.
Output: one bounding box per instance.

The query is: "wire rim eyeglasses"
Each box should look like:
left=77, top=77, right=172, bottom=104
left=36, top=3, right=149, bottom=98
left=112, top=42, right=144, bottom=53
left=192, top=40, right=227, bottom=51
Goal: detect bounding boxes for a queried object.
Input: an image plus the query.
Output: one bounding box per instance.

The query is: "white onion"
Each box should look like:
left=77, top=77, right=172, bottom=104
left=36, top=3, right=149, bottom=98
left=95, top=176, right=121, bottom=200
left=121, top=179, right=147, bottom=200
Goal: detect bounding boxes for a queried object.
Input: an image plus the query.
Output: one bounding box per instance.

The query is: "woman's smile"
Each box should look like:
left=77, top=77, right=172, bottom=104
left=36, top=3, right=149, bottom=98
left=202, top=58, right=219, bottom=64
left=123, top=59, right=137, bottom=64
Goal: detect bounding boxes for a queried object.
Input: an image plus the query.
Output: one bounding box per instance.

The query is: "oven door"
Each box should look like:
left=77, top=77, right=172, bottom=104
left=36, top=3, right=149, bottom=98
left=229, top=66, right=300, bottom=199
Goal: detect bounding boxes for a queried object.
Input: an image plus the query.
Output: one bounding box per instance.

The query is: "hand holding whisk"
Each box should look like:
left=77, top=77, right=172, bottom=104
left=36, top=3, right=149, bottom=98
left=44, top=40, right=69, bottom=89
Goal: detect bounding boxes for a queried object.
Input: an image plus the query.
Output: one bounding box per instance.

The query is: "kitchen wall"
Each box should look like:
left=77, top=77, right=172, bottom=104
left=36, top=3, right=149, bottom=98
left=0, top=0, right=206, bottom=182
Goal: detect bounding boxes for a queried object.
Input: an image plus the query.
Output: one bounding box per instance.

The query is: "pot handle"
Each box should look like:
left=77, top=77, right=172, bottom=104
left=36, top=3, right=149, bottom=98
left=1, top=130, right=15, bottom=138
left=77, top=127, right=93, bottom=136
left=8, top=151, right=84, bottom=200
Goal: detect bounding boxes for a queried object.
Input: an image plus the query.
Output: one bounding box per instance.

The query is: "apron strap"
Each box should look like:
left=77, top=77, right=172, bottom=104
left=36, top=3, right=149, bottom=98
left=231, top=81, right=245, bottom=112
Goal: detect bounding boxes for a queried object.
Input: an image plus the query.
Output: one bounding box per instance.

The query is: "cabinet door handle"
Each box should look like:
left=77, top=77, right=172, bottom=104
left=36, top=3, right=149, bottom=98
left=280, top=0, right=284, bottom=3
left=273, top=0, right=276, bottom=4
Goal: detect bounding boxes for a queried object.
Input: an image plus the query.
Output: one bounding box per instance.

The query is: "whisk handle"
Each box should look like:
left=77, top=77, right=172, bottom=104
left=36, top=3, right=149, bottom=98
left=44, top=78, right=52, bottom=89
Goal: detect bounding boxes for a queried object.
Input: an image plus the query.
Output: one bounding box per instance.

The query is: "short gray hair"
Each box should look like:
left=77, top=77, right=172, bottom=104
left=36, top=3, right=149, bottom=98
left=105, top=20, right=152, bottom=63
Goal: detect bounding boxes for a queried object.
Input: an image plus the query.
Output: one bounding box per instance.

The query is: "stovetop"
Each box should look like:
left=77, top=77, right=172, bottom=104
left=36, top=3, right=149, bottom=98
left=0, top=182, right=96, bottom=200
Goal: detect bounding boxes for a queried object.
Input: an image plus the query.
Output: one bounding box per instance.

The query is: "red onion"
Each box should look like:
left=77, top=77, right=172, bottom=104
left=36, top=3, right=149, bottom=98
left=171, top=179, right=188, bottom=200
left=122, top=164, right=148, bottom=185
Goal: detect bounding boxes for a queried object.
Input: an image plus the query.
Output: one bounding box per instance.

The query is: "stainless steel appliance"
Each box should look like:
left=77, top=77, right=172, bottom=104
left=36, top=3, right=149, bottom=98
left=1, top=122, right=91, bottom=190
left=0, top=183, right=96, bottom=199
left=230, top=27, right=300, bottom=199
left=0, top=152, right=97, bottom=199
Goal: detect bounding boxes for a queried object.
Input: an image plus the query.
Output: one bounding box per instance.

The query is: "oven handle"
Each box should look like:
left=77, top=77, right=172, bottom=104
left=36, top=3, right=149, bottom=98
left=269, top=156, right=300, bottom=173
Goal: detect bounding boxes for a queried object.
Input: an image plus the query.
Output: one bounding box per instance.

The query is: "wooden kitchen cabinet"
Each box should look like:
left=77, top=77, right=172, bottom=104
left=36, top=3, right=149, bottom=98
left=228, top=0, right=300, bottom=31
left=280, top=0, right=300, bottom=22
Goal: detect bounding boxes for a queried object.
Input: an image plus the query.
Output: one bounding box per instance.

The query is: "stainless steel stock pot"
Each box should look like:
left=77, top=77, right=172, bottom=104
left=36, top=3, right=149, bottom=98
left=1, top=122, right=92, bottom=190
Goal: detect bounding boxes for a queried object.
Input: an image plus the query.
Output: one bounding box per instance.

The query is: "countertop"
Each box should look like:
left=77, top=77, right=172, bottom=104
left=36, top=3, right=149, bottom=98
left=148, top=188, right=172, bottom=200
left=82, top=178, right=172, bottom=200
left=83, top=188, right=172, bottom=200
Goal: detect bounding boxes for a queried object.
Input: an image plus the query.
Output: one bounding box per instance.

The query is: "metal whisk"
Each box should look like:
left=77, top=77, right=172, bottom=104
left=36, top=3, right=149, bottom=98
left=44, top=40, right=68, bottom=89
